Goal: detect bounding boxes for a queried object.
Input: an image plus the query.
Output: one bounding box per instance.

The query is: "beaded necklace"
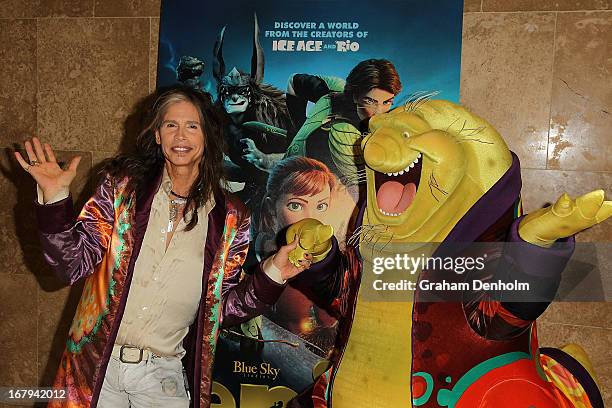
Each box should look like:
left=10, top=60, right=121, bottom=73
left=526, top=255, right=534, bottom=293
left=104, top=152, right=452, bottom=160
left=168, top=190, right=188, bottom=232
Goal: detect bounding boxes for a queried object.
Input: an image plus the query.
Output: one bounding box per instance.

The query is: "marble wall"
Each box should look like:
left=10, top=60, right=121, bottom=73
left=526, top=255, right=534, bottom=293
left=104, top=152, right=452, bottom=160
left=0, top=0, right=610, bottom=406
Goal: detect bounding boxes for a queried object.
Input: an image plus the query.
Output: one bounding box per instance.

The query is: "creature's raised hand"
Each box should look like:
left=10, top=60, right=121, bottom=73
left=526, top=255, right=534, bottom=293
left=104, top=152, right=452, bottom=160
left=286, top=218, right=334, bottom=268
left=518, top=190, right=612, bottom=247
left=241, top=138, right=268, bottom=170
left=14, top=137, right=81, bottom=202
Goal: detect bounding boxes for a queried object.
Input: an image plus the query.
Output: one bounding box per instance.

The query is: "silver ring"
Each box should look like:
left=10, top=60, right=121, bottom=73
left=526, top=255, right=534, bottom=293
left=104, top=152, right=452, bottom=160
left=30, top=160, right=39, bottom=166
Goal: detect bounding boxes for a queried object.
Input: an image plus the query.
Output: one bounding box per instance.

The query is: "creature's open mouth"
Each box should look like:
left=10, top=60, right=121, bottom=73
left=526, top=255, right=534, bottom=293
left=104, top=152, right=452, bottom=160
left=374, top=153, right=422, bottom=216
left=229, top=100, right=246, bottom=106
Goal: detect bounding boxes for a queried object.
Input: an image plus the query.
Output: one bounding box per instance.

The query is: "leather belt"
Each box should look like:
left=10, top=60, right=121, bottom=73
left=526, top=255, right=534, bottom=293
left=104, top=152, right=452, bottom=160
left=112, top=344, right=152, bottom=364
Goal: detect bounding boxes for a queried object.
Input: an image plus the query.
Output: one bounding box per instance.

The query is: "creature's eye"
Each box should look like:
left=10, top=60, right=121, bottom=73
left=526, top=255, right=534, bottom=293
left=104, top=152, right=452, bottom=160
left=403, top=131, right=410, bottom=139
left=383, top=99, right=394, bottom=105
left=286, top=202, right=303, bottom=212
left=316, top=203, right=329, bottom=212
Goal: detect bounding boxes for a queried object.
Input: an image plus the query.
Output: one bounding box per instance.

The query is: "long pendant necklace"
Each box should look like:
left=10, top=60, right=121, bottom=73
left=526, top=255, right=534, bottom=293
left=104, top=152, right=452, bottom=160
left=168, top=191, right=188, bottom=232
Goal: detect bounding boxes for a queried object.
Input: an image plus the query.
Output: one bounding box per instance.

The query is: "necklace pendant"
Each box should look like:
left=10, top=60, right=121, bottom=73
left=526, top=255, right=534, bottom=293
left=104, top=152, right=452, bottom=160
left=167, top=219, right=174, bottom=233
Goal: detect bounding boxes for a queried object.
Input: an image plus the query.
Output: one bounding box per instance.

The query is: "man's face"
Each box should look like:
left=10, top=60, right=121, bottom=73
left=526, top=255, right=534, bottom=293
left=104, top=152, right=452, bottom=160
left=355, top=88, right=396, bottom=120
left=155, top=100, right=205, bottom=171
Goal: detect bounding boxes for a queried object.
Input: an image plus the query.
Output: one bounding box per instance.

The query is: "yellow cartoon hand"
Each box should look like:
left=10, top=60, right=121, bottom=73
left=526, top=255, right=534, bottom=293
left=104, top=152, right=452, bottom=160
left=286, top=218, right=334, bottom=267
left=518, top=190, right=612, bottom=247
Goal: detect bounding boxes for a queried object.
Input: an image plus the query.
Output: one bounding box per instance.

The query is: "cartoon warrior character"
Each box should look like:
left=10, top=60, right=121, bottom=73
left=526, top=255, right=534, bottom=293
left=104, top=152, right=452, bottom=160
left=213, top=15, right=293, bottom=205
left=242, top=59, right=402, bottom=184
left=286, top=99, right=608, bottom=407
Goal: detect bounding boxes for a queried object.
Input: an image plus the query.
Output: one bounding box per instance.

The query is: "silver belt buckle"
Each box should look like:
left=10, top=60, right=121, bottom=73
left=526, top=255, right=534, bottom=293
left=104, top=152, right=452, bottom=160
left=119, top=345, right=144, bottom=364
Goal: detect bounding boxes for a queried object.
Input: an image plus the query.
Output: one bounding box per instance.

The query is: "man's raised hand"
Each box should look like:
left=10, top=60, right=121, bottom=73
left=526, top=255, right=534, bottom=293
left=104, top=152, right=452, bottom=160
left=14, top=137, right=81, bottom=202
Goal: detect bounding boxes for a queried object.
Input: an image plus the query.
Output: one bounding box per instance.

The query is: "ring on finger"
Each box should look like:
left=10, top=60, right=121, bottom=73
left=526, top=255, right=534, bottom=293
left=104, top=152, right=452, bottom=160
left=30, top=160, right=40, bottom=166
left=25, top=164, right=32, bottom=172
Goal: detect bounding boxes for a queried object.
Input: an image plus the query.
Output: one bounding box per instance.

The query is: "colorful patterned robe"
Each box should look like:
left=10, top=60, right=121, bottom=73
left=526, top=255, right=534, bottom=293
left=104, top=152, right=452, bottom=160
left=36, top=171, right=285, bottom=408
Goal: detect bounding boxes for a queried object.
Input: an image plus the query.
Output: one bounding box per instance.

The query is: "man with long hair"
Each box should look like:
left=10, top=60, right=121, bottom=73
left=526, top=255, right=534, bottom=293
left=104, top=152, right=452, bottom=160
left=14, top=86, right=312, bottom=408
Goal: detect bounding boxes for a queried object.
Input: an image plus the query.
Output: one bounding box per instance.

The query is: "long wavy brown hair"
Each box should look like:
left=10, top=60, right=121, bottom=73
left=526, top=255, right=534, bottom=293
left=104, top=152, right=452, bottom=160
left=104, top=85, right=227, bottom=231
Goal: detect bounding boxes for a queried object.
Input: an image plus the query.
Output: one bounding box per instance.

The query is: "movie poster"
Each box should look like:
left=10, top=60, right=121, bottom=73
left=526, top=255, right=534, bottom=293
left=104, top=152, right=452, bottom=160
left=157, top=1, right=463, bottom=406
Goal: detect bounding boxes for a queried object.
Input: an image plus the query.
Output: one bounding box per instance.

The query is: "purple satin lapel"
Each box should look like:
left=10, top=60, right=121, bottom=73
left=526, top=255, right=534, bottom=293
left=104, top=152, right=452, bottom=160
left=445, top=153, right=522, bottom=243
left=189, top=192, right=226, bottom=407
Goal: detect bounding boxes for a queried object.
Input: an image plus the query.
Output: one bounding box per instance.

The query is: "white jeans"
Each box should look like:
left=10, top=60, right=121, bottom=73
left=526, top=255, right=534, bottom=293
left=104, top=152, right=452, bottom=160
left=98, top=353, right=190, bottom=408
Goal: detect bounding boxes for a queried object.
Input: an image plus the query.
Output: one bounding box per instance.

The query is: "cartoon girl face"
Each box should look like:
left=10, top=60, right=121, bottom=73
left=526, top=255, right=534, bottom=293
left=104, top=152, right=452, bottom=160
left=275, top=184, right=332, bottom=226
